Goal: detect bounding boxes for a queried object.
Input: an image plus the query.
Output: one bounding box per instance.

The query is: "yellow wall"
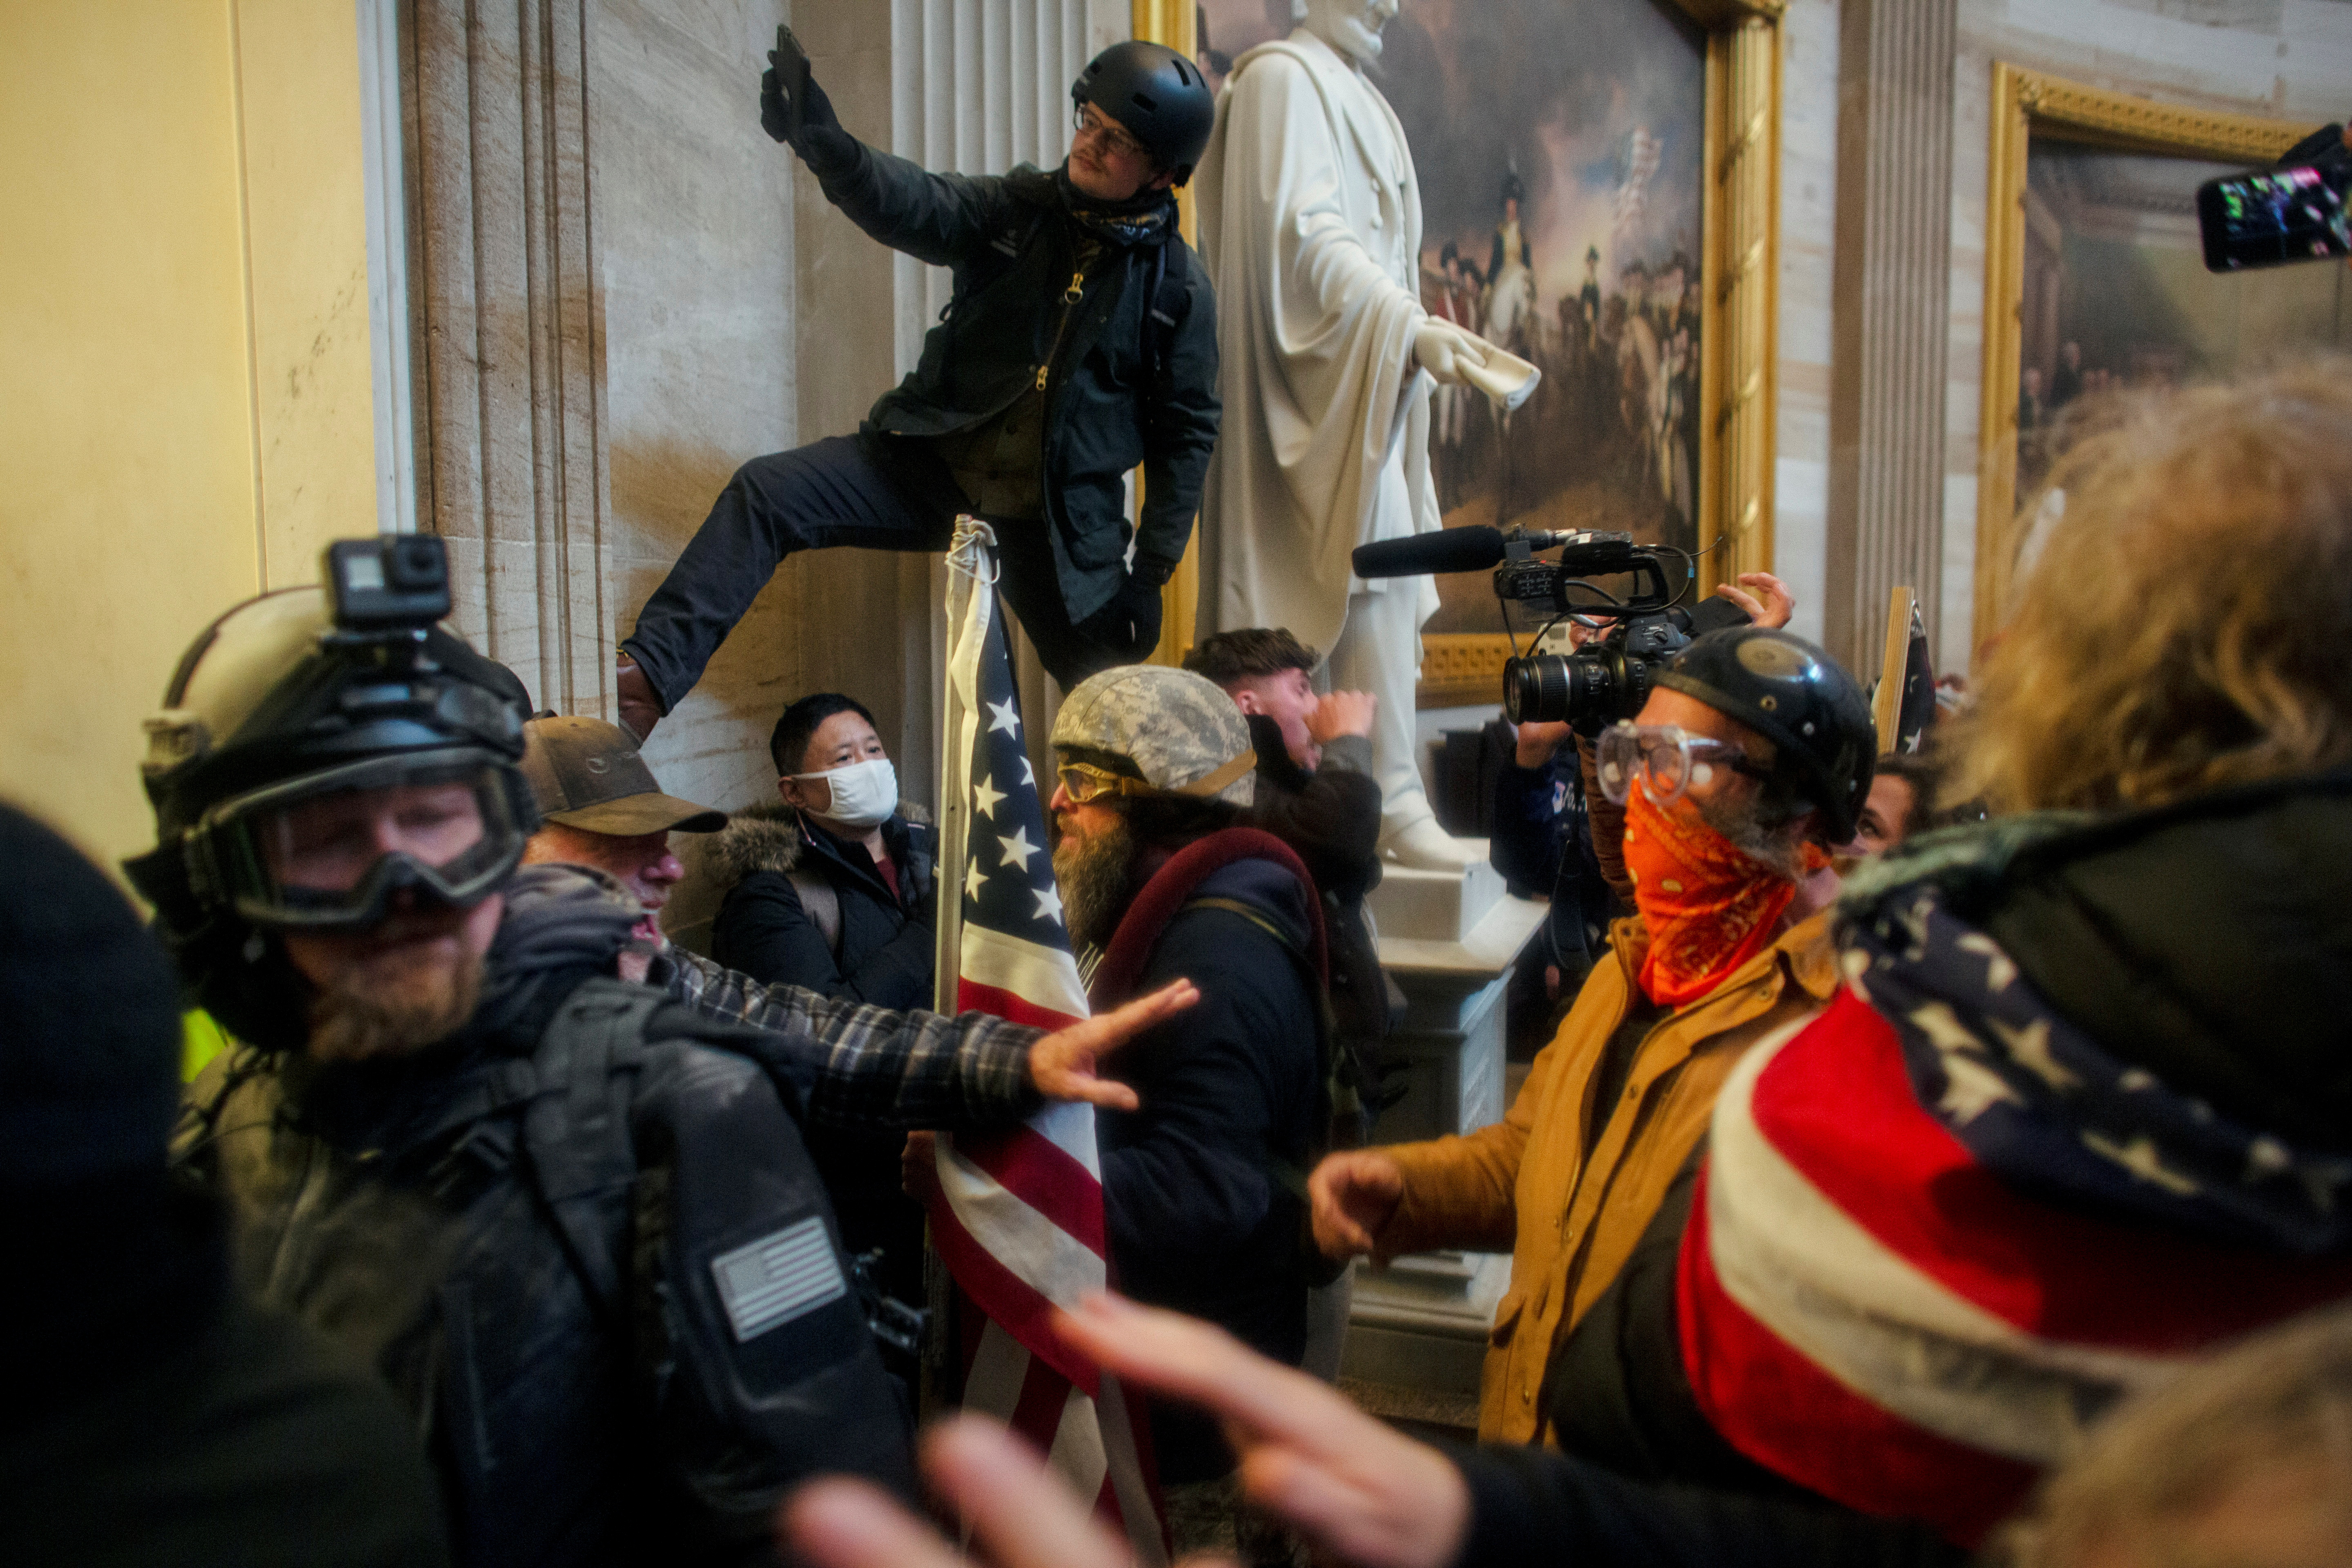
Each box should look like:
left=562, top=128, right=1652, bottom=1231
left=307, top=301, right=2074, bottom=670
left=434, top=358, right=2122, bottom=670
left=0, top=0, right=375, bottom=873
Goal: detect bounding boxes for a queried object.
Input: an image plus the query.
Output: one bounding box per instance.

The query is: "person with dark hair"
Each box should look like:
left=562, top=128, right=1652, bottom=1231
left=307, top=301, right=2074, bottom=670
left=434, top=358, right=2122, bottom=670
left=1306, top=628, right=1877, bottom=1450
left=0, top=802, right=448, bottom=1568
left=615, top=30, right=1220, bottom=739
left=1841, top=750, right=1945, bottom=856
left=710, top=692, right=938, bottom=1320
left=1183, top=626, right=1390, bottom=1157
left=1042, top=664, right=1326, bottom=1564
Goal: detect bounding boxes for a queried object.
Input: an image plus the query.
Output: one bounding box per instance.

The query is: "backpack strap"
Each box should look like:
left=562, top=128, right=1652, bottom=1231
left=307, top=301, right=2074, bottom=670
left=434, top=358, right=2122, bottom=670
left=786, top=870, right=844, bottom=964
left=1139, top=240, right=1190, bottom=391
left=521, top=978, right=664, bottom=1321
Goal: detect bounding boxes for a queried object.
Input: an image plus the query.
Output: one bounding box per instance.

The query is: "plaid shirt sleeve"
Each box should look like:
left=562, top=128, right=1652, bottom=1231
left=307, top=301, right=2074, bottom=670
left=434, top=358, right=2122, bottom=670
left=654, top=947, right=1042, bottom=1129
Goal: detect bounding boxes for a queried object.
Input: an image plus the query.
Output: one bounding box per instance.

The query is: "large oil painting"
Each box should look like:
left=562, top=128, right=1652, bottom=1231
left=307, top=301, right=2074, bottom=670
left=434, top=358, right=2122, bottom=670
left=1197, top=0, right=1710, bottom=637
left=2016, top=141, right=2352, bottom=493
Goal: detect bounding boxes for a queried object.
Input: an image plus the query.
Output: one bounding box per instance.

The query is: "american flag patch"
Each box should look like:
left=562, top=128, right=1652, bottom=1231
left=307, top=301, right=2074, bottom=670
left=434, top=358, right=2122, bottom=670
left=709, top=1218, right=846, bottom=1343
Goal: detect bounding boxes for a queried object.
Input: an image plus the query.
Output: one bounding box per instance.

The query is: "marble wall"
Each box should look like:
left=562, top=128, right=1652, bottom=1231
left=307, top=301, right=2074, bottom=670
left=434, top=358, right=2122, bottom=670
left=1937, top=0, right=2352, bottom=672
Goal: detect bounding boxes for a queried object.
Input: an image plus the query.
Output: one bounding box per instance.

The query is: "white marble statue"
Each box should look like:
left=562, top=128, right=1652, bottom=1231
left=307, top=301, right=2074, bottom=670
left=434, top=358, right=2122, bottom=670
left=1194, top=0, right=1503, bottom=867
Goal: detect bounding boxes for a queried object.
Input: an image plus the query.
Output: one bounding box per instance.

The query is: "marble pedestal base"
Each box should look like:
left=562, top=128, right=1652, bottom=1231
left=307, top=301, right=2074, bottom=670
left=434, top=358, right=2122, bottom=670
left=1339, top=870, right=1546, bottom=1426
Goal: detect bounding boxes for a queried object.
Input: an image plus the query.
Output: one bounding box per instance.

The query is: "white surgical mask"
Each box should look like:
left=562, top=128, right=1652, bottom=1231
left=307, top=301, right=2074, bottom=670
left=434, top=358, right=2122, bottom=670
left=796, top=757, right=898, bottom=831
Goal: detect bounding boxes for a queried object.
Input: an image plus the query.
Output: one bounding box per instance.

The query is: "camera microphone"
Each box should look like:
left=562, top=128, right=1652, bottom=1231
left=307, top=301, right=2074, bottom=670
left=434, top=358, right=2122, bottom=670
left=1352, top=526, right=1509, bottom=578
left=1351, top=525, right=1642, bottom=579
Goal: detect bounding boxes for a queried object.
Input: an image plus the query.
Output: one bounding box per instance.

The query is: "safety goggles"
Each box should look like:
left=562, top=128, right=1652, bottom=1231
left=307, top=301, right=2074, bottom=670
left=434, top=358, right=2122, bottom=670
left=186, top=748, right=531, bottom=930
left=1054, top=749, right=1256, bottom=806
left=1055, top=762, right=1159, bottom=804
left=1594, top=721, right=1772, bottom=806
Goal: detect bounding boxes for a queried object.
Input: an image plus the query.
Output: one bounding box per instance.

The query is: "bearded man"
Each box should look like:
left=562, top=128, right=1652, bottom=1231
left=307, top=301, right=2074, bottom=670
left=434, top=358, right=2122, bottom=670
left=1043, top=664, right=1327, bottom=1565
left=1305, top=626, right=1875, bottom=1446
left=129, top=559, right=1192, bottom=1567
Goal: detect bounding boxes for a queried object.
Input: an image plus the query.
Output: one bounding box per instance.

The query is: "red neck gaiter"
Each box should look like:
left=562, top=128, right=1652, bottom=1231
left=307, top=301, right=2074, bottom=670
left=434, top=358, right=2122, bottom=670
left=1621, top=785, right=1816, bottom=1008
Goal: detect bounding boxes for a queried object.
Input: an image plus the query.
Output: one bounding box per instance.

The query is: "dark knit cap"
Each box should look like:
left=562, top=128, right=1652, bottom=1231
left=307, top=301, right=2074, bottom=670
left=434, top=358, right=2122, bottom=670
left=0, top=804, right=185, bottom=1188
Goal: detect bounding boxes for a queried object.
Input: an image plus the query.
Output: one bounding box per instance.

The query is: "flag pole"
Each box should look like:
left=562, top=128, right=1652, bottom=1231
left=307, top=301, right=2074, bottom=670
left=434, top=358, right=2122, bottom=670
left=1872, top=586, right=1916, bottom=755
left=935, top=518, right=991, bottom=1016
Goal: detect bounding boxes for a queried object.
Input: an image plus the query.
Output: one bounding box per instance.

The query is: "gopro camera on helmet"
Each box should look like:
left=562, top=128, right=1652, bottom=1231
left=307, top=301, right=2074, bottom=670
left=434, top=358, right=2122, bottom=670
left=325, top=533, right=452, bottom=633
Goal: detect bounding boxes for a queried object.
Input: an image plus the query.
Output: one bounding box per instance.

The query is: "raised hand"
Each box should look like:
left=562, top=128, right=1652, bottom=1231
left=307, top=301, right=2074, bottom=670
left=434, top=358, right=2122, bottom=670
left=1057, top=1294, right=1473, bottom=1568
left=1027, top=978, right=1199, bottom=1111
left=1713, top=570, right=1794, bottom=630
left=785, top=1417, right=1140, bottom=1568
left=1308, top=690, right=1378, bottom=745
left=1306, top=1147, right=1405, bottom=1261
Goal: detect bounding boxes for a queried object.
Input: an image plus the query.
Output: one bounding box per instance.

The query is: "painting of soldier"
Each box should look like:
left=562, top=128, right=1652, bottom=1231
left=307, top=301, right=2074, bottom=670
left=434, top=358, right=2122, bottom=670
left=1196, top=0, right=1709, bottom=635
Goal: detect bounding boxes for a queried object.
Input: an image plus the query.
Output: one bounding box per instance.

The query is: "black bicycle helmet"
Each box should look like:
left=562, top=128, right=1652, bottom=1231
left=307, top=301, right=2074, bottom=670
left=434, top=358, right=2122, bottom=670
left=1072, top=40, right=1215, bottom=186
left=1653, top=626, right=1877, bottom=842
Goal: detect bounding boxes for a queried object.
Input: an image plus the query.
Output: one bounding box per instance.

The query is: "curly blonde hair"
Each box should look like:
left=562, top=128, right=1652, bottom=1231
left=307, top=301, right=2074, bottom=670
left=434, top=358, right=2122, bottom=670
left=1942, top=359, right=2352, bottom=815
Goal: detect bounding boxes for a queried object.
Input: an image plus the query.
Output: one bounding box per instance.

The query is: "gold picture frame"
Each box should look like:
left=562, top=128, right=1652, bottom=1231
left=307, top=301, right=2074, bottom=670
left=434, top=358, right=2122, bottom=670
left=1409, top=0, right=1786, bottom=708
left=1971, top=65, right=2307, bottom=650
left=1136, top=0, right=1785, bottom=707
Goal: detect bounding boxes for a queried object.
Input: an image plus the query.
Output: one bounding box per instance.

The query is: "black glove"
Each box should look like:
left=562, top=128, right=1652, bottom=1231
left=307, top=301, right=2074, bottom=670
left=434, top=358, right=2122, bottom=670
left=1092, top=569, right=1166, bottom=659
left=758, top=24, right=851, bottom=164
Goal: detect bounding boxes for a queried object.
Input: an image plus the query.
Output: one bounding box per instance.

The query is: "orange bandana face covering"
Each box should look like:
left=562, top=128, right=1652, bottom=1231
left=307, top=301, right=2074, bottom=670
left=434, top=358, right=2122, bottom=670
left=1621, top=784, right=1819, bottom=1008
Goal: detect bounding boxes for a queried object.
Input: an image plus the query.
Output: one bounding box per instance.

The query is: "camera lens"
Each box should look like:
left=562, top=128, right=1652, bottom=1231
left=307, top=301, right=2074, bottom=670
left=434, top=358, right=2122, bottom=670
left=1504, top=650, right=1619, bottom=726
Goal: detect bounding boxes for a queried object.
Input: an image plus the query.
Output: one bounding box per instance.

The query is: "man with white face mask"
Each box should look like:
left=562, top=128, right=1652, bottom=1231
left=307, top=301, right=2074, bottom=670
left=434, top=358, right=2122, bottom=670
left=712, top=693, right=938, bottom=1320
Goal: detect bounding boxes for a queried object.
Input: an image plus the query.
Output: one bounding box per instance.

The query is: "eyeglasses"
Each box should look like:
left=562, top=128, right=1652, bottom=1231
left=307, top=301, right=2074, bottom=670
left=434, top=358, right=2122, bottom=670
left=1594, top=722, right=1772, bottom=806
left=1072, top=102, right=1149, bottom=165
left=1054, top=762, right=1157, bottom=804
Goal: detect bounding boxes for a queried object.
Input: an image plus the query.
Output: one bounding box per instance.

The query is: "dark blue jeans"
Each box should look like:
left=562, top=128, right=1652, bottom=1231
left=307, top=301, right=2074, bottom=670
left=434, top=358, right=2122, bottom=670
left=621, top=432, right=1148, bottom=709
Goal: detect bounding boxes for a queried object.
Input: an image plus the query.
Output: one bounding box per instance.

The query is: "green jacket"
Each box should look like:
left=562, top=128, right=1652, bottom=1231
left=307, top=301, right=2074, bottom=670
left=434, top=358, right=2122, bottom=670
left=805, top=142, right=1220, bottom=620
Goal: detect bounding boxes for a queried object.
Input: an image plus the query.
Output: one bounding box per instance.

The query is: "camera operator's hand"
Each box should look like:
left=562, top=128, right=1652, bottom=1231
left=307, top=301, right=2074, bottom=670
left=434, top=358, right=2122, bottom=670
left=1307, top=690, right=1376, bottom=746
left=1714, top=570, right=1793, bottom=630
left=759, top=24, right=852, bottom=164
left=1412, top=316, right=1488, bottom=386
left=1513, top=718, right=1573, bottom=769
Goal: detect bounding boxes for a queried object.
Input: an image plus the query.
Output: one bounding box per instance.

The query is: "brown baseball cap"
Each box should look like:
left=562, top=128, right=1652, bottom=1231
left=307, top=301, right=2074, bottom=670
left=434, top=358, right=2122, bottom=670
left=521, top=716, right=729, bottom=836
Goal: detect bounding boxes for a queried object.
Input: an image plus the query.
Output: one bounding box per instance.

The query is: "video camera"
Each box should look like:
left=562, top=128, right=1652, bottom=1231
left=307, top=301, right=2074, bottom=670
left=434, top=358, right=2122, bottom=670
left=1351, top=524, right=1747, bottom=734
left=2198, top=122, right=2351, bottom=273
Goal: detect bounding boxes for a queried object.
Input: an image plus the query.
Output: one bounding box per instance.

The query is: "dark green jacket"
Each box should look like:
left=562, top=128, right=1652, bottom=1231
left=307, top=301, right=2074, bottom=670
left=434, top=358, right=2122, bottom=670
left=804, top=141, right=1219, bottom=620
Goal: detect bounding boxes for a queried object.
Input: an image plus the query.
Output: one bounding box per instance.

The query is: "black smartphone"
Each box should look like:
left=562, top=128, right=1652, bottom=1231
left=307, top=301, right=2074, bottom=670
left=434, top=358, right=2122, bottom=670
left=2197, top=151, right=2352, bottom=272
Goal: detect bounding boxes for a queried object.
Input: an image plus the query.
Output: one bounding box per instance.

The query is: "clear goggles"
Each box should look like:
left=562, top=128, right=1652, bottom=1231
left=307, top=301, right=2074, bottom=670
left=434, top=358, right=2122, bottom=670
left=189, top=748, right=531, bottom=930
left=1594, top=721, right=1772, bottom=806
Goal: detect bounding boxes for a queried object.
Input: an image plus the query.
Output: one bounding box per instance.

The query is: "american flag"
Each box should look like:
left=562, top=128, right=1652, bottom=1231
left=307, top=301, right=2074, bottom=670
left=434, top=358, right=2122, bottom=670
left=927, top=522, right=1165, bottom=1564
left=1678, top=974, right=2352, bottom=1546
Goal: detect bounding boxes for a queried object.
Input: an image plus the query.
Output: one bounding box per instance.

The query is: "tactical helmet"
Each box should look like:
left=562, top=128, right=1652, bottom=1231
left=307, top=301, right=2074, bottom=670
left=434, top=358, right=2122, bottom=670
left=1652, top=626, right=1876, bottom=842
left=1049, top=664, right=1256, bottom=806
left=123, top=537, right=535, bottom=1049
left=1071, top=41, right=1215, bottom=186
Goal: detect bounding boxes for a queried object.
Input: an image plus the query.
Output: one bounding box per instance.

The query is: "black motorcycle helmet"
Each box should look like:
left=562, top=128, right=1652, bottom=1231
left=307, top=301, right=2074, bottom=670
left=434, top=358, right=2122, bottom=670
left=1653, top=626, right=1877, bottom=843
left=124, top=539, right=535, bottom=1051
left=1072, top=40, right=1215, bottom=186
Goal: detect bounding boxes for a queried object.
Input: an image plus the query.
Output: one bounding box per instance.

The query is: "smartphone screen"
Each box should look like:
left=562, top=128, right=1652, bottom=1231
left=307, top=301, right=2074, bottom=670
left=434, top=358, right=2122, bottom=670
left=2198, top=159, right=2352, bottom=272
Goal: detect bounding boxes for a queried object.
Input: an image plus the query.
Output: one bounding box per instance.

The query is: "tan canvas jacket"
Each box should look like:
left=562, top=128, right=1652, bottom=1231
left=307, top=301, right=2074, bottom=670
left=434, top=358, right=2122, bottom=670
left=1379, top=909, right=1840, bottom=1445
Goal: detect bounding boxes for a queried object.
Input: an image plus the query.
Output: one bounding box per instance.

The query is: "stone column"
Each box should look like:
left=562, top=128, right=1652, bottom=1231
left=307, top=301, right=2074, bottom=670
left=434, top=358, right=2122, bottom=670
left=1823, top=0, right=1956, bottom=677
left=408, top=0, right=612, bottom=720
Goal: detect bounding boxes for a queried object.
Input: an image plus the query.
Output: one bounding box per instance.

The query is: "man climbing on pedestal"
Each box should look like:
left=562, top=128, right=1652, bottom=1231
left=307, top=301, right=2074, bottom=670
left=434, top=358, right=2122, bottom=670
left=615, top=29, right=1220, bottom=741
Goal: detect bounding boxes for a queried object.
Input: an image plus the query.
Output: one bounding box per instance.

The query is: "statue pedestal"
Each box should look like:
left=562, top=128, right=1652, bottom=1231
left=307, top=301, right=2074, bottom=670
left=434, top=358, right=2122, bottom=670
left=1341, top=862, right=1545, bottom=1428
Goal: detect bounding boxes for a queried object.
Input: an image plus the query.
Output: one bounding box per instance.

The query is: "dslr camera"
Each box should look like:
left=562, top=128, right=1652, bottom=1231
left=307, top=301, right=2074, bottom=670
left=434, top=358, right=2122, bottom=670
left=1350, top=523, right=1750, bottom=734
left=1490, top=531, right=1746, bottom=733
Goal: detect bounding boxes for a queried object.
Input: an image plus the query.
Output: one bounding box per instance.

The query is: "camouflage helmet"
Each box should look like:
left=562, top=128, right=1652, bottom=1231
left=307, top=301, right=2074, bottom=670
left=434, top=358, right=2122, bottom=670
left=1050, top=665, right=1256, bottom=807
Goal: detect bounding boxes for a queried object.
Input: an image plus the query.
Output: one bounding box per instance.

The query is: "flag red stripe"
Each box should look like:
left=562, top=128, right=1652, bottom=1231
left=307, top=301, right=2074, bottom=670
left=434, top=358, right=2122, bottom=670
left=958, top=977, right=1084, bottom=1032
left=1011, top=1356, right=1076, bottom=1448
left=1675, top=1162, right=2035, bottom=1547
left=1746, top=992, right=2352, bottom=1349
left=931, top=1201, right=1102, bottom=1396
left=954, top=1125, right=1109, bottom=1258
